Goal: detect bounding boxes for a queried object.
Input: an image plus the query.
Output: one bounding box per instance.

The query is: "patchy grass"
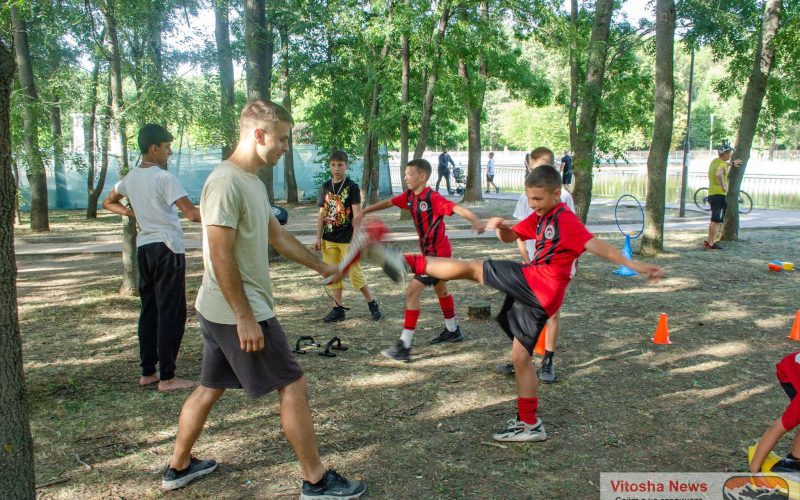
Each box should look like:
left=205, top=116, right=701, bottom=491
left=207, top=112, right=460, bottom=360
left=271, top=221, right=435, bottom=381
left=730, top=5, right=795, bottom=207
left=20, top=228, right=800, bottom=498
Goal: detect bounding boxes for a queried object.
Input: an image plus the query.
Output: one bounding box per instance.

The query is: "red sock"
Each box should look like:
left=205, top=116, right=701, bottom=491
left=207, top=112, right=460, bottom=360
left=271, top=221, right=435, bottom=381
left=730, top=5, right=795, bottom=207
left=438, top=294, right=455, bottom=320
left=404, top=309, right=421, bottom=330
left=403, top=254, right=427, bottom=275
left=517, top=397, right=539, bottom=425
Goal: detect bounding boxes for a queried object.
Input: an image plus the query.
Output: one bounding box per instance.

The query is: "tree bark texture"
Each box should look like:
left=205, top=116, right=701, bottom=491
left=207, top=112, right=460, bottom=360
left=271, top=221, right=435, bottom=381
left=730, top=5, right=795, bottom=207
left=50, top=58, right=69, bottom=209
left=11, top=5, right=49, bottom=232
left=215, top=0, right=236, bottom=160
left=362, top=39, right=391, bottom=205
left=280, top=27, right=298, bottom=203
left=104, top=1, right=138, bottom=295
left=0, top=37, right=36, bottom=500
left=722, top=0, right=781, bottom=241
left=572, top=0, right=614, bottom=222
left=414, top=2, right=450, bottom=160
left=640, top=0, right=676, bottom=256
left=568, top=0, right=579, bottom=151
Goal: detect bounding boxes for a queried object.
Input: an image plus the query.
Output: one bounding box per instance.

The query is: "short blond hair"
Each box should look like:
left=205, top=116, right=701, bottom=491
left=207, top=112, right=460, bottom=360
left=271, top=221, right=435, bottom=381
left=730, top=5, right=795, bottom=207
left=239, top=100, right=294, bottom=133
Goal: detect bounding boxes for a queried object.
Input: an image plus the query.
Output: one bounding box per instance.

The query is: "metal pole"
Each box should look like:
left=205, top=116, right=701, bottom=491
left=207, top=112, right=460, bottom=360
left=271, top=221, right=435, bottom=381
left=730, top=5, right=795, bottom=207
left=709, top=114, right=714, bottom=152
left=679, top=46, right=695, bottom=217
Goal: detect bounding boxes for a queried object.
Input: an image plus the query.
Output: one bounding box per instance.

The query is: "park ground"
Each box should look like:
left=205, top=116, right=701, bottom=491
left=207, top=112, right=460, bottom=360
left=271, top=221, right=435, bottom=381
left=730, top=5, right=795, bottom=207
left=16, top=202, right=800, bottom=499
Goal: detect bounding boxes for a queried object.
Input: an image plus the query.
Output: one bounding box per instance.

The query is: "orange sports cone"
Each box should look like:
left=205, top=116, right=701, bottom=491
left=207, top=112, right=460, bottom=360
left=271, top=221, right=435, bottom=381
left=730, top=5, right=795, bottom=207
left=788, top=310, right=800, bottom=341
left=534, top=326, right=547, bottom=355
left=652, top=313, right=672, bottom=345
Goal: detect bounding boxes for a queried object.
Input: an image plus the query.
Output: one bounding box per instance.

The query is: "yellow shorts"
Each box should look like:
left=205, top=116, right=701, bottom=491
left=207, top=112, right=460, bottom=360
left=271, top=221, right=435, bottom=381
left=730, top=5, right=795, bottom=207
left=321, top=240, right=367, bottom=290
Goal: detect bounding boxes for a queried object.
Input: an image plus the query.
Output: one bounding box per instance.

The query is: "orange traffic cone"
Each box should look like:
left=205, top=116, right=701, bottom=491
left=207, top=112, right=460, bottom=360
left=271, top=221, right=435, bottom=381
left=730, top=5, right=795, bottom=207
left=534, top=326, right=547, bottom=355
left=788, top=310, right=800, bottom=341
left=652, top=313, right=671, bottom=345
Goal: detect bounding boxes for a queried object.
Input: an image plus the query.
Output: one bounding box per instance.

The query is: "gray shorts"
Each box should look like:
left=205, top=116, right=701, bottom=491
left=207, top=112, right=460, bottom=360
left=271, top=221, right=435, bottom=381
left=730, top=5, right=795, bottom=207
left=197, top=312, right=304, bottom=398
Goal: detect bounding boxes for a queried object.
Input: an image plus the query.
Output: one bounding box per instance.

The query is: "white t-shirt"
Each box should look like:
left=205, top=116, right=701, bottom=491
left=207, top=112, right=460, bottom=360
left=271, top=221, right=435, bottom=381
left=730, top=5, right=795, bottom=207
left=486, top=158, right=496, bottom=176
left=115, top=166, right=188, bottom=253
left=513, top=189, right=578, bottom=277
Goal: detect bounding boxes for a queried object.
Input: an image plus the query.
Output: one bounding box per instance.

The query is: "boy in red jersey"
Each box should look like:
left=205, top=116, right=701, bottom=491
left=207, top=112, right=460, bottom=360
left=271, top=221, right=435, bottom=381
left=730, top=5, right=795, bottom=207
left=750, top=352, right=800, bottom=473
left=358, top=159, right=485, bottom=362
left=399, top=165, right=663, bottom=441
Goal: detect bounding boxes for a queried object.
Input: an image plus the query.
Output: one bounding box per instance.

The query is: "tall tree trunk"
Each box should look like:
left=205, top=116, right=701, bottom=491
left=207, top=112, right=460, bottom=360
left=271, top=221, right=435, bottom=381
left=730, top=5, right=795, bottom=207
left=244, top=0, right=275, bottom=201
left=11, top=5, right=49, bottom=232
left=572, top=0, right=615, bottom=222
left=722, top=0, right=781, bottom=241
left=86, top=63, right=101, bottom=218
left=0, top=37, right=36, bottom=500
left=413, top=1, right=450, bottom=159
left=280, top=27, right=298, bottom=203
left=214, top=0, right=236, bottom=159
left=50, top=58, right=69, bottom=209
left=458, top=2, right=488, bottom=203
left=568, top=0, right=579, bottom=151
left=399, top=0, right=411, bottom=219
left=362, top=40, right=391, bottom=205
left=104, top=1, right=138, bottom=295
left=640, top=0, right=676, bottom=256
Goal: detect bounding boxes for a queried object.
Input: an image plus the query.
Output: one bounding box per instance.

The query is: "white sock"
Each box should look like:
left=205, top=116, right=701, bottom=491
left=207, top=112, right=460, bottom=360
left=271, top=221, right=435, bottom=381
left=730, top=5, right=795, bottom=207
left=400, top=329, right=415, bottom=348
left=445, top=318, right=457, bottom=332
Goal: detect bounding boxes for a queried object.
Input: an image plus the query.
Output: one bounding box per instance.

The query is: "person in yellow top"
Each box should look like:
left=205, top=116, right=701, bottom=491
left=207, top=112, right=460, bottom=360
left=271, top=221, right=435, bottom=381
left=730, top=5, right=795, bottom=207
left=705, top=145, right=742, bottom=250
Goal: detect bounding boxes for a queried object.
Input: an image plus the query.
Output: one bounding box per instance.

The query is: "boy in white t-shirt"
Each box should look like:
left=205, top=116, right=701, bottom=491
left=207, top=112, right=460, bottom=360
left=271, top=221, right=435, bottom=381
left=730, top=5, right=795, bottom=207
left=485, top=152, right=499, bottom=193
left=103, top=124, right=201, bottom=392
left=499, top=147, right=575, bottom=383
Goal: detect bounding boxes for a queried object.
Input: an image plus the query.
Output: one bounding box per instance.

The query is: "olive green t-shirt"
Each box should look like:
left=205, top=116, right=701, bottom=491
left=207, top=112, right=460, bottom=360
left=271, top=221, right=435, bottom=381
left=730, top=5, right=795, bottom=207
left=195, top=161, right=274, bottom=324
left=708, top=158, right=728, bottom=196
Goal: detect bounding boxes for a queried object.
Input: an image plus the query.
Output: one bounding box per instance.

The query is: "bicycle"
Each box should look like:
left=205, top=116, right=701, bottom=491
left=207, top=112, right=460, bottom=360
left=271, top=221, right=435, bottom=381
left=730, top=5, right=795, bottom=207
left=693, top=187, right=753, bottom=215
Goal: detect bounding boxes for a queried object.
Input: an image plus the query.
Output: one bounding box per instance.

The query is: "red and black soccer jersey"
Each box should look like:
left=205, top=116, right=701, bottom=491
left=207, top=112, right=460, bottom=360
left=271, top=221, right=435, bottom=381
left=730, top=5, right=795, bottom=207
left=391, top=187, right=456, bottom=257
left=511, top=202, right=593, bottom=316
left=777, top=352, right=800, bottom=429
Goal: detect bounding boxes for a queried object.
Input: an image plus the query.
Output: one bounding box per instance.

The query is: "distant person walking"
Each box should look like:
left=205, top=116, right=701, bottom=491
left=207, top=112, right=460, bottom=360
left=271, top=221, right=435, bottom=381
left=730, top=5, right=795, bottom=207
left=560, top=151, right=573, bottom=185
left=485, top=152, right=499, bottom=193
left=436, top=150, right=456, bottom=195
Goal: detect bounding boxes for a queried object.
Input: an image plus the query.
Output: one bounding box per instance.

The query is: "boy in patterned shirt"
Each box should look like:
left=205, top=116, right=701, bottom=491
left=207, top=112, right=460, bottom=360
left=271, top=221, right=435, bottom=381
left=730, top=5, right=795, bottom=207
left=358, top=159, right=485, bottom=361
left=315, top=151, right=381, bottom=322
left=399, top=165, right=663, bottom=441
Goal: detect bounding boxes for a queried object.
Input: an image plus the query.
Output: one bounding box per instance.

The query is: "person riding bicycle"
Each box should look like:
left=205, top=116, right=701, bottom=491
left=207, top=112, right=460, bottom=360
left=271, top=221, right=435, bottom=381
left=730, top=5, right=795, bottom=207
left=704, top=145, right=742, bottom=251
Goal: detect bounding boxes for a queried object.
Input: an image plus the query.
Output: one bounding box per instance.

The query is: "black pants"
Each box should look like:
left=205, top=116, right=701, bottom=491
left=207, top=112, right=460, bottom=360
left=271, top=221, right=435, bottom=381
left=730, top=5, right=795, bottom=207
left=137, top=242, right=187, bottom=381
left=435, top=171, right=452, bottom=193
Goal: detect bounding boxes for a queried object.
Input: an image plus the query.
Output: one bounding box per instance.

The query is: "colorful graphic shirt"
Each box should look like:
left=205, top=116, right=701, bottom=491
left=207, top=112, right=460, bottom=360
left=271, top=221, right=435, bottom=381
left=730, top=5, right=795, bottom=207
left=317, top=177, right=361, bottom=243
left=391, top=187, right=456, bottom=257
left=777, top=352, right=800, bottom=430
left=512, top=202, right=593, bottom=316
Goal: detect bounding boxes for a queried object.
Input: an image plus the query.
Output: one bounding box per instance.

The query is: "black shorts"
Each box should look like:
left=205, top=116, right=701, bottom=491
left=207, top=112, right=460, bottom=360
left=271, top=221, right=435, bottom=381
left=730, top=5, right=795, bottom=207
left=486, top=174, right=495, bottom=182
left=482, top=260, right=549, bottom=356
left=198, top=312, right=304, bottom=398
left=562, top=170, right=573, bottom=185
left=414, top=274, right=441, bottom=287
left=709, top=194, right=727, bottom=223
left=783, top=382, right=797, bottom=400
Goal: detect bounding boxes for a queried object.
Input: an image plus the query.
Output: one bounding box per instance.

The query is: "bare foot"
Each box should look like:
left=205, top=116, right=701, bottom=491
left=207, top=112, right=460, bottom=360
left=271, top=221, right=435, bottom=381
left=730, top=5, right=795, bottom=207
left=139, top=374, right=159, bottom=386
left=158, top=377, right=197, bottom=392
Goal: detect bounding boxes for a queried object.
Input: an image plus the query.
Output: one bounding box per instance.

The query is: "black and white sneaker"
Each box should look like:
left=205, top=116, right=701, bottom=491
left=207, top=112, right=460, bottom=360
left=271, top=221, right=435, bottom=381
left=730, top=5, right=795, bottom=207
left=161, top=456, right=218, bottom=491
left=362, top=244, right=407, bottom=283
left=492, top=418, right=547, bottom=442
left=538, top=360, right=556, bottom=383
left=323, top=306, right=346, bottom=323
left=430, top=326, right=464, bottom=344
left=381, top=340, right=411, bottom=362
left=367, top=300, right=382, bottom=321
left=301, top=469, right=366, bottom=499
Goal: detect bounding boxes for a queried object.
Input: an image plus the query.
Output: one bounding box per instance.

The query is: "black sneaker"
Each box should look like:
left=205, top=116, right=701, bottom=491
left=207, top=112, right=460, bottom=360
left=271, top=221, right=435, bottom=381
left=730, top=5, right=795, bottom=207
left=361, top=244, right=407, bottom=283
left=495, top=363, right=515, bottom=375
left=381, top=340, right=411, bottom=362
left=538, top=360, right=556, bottom=383
left=323, top=306, right=346, bottom=323
left=772, top=458, right=800, bottom=473
left=430, top=326, right=464, bottom=344
left=367, top=300, right=382, bottom=321
left=301, top=469, right=366, bottom=499
left=496, top=186, right=500, bottom=193
left=161, top=456, right=217, bottom=491
left=703, top=240, right=724, bottom=251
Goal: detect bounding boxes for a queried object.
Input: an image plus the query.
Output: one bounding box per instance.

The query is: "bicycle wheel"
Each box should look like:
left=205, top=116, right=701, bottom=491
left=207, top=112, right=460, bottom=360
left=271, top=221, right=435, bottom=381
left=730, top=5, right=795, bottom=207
left=738, top=190, right=753, bottom=215
left=694, top=187, right=711, bottom=212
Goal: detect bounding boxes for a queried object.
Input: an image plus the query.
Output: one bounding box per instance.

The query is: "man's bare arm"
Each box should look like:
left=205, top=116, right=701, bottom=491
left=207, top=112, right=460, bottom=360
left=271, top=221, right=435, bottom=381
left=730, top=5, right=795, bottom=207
left=175, top=196, right=201, bottom=223
left=269, top=214, right=338, bottom=278
left=102, top=188, right=135, bottom=218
